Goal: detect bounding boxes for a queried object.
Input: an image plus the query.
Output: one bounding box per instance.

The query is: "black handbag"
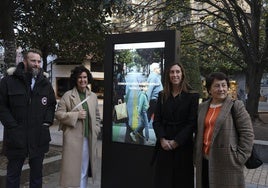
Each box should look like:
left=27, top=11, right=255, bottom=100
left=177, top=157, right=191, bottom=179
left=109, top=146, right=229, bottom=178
left=231, top=101, right=263, bottom=169
left=244, top=146, right=263, bottom=169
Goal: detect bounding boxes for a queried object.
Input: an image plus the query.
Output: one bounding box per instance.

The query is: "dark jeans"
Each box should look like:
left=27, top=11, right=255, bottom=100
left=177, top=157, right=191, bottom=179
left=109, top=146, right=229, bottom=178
left=147, top=99, right=157, bottom=121
left=6, top=155, right=44, bottom=188
left=202, top=158, right=209, bottom=188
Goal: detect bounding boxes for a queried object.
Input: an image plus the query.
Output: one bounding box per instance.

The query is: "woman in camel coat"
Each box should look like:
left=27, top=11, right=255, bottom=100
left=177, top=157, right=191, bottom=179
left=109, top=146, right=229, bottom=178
left=55, top=66, right=101, bottom=188
left=195, top=72, right=254, bottom=188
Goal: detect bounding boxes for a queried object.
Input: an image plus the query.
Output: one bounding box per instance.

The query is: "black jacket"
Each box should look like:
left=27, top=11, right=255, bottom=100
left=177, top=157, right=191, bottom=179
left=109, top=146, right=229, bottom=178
left=0, top=62, right=56, bottom=159
left=152, top=91, right=199, bottom=188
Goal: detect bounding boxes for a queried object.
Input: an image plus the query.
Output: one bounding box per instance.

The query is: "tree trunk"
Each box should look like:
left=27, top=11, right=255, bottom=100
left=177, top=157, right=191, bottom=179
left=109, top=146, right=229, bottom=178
left=246, top=62, right=264, bottom=119
left=3, top=40, right=16, bottom=68
left=41, top=46, right=49, bottom=72
left=1, top=0, right=16, bottom=73
left=42, top=53, right=48, bottom=72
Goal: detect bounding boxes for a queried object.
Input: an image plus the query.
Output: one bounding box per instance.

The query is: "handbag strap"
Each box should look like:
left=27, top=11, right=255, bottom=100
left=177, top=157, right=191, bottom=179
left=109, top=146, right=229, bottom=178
left=231, top=100, right=239, bottom=134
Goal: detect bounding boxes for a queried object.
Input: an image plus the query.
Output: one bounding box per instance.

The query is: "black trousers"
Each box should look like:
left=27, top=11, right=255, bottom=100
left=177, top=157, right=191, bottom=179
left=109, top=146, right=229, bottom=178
left=6, top=154, right=44, bottom=188
left=202, top=158, right=209, bottom=188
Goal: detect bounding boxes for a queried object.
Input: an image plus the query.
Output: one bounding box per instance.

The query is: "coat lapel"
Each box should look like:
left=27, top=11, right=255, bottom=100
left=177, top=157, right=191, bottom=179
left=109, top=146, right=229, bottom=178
left=198, top=101, right=209, bottom=136
left=210, top=96, right=233, bottom=146
left=85, top=89, right=94, bottom=121
left=196, top=101, right=210, bottom=154
left=70, top=88, right=82, bottom=111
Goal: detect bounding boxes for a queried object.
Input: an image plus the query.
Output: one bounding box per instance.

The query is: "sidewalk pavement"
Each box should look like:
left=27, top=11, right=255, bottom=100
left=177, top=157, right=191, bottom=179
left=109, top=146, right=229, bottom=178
left=20, top=150, right=268, bottom=188
left=24, top=124, right=101, bottom=188
left=38, top=162, right=268, bottom=188
left=24, top=124, right=268, bottom=188
left=20, top=135, right=268, bottom=188
left=1, top=117, right=268, bottom=187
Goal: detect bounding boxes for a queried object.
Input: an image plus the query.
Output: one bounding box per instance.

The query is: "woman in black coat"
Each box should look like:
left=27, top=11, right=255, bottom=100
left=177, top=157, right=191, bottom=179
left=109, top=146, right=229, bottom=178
left=152, top=62, right=199, bottom=188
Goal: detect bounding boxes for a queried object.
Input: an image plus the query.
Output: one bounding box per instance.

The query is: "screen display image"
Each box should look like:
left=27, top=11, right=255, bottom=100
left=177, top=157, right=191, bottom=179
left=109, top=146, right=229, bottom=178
left=112, top=41, right=165, bottom=146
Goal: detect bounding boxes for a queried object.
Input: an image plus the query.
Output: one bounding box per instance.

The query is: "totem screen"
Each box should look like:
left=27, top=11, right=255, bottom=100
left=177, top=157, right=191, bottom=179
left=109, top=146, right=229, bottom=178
left=112, top=41, right=165, bottom=146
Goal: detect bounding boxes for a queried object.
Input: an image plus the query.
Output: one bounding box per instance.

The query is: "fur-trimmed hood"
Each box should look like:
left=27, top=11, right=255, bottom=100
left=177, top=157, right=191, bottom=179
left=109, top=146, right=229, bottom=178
left=6, top=67, right=17, bottom=76
left=6, top=62, right=49, bottom=78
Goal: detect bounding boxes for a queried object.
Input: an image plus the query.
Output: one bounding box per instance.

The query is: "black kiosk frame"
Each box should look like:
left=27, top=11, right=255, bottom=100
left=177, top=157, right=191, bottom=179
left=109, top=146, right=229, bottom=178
left=102, top=30, right=180, bottom=188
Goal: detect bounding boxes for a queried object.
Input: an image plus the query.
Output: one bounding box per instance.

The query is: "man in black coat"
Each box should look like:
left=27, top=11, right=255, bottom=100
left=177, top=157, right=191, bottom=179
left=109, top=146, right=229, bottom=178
left=0, top=49, right=56, bottom=188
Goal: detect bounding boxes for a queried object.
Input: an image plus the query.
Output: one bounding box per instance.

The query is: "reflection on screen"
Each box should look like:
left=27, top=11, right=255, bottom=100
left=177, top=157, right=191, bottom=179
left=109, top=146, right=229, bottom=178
left=112, top=42, right=165, bottom=146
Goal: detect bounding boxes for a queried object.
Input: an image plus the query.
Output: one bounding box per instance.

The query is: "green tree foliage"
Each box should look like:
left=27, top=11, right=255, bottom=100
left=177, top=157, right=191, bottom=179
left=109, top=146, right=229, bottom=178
left=190, top=0, right=268, bottom=118
left=0, top=0, right=16, bottom=71
left=135, top=49, right=164, bottom=66
left=158, top=0, right=203, bottom=95
left=197, top=31, right=244, bottom=75
left=180, top=25, right=203, bottom=96
left=114, top=49, right=133, bottom=67
left=14, top=0, right=112, bottom=71
left=126, top=0, right=268, bottom=118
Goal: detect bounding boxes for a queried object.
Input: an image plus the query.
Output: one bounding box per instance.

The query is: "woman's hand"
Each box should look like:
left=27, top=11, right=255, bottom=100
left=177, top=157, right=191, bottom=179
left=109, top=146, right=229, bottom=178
left=160, top=138, right=172, bottom=151
left=78, top=109, right=86, bottom=119
left=160, top=138, right=178, bottom=151
left=169, top=140, right=178, bottom=149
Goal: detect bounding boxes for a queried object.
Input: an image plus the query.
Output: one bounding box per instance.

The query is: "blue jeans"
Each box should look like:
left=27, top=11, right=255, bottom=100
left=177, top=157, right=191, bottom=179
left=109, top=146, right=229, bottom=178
left=134, top=110, right=149, bottom=140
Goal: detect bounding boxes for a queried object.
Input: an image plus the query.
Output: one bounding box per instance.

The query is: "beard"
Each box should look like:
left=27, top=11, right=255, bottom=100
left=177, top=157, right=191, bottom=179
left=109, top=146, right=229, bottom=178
left=32, top=67, right=40, bottom=78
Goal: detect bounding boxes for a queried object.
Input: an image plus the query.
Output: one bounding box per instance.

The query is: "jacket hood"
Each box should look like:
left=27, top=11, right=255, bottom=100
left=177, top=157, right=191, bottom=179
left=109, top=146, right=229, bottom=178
left=7, top=62, right=49, bottom=78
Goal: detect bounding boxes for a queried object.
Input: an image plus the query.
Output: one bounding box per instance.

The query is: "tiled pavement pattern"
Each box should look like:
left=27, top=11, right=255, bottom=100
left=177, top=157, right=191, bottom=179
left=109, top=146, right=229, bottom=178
left=20, top=139, right=268, bottom=188
left=245, top=163, right=268, bottom=188
left=0, top=102, right=268, bottom=188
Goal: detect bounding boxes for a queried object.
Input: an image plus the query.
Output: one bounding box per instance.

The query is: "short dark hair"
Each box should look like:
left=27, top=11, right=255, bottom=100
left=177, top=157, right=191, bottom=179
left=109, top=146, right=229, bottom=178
left=70, top=65, right=93, bottom=89
left=205, top=72, right=230, bottom=92
left=23, top=48, right=42, bottom=59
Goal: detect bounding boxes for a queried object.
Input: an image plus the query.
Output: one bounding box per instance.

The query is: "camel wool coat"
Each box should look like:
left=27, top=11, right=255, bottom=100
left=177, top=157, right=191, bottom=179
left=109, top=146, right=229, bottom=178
left=195, top=96, right=254, bottom=188
left=55, top=87, right=101, bottom=187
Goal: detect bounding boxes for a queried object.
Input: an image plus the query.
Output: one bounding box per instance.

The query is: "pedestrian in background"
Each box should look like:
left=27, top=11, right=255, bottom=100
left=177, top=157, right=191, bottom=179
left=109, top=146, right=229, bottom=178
left=0, top=49, right=56, bottom=187
left=130, top=82, right=150, bottom=144
left=113, top=63, right=126, bottom=105
left=147, top=62, right=163, bottom=123
left=152, top=62, right=199, bottom=188
left=55, top=65, right=101, bottom=188
left=195, top=72, right=254, bottom=188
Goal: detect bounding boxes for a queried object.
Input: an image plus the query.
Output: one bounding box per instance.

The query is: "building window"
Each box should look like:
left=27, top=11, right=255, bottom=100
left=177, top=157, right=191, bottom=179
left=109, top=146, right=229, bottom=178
left=91, top=79, right=104, bottom=99
left=56, top=77, right=104, bottom=99
left=56, top=77, right=70, bottom=98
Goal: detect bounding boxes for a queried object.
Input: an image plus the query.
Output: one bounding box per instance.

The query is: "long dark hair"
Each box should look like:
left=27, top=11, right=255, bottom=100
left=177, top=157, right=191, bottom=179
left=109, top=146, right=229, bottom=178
left=162, top=62, right=192, bottom=101
left=70, top=65, right=93, bottom=89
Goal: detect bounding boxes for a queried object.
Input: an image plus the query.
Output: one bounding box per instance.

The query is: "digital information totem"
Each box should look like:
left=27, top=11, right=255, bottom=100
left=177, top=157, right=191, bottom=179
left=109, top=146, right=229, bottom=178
left=101, top=30, right=180, bottom=188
